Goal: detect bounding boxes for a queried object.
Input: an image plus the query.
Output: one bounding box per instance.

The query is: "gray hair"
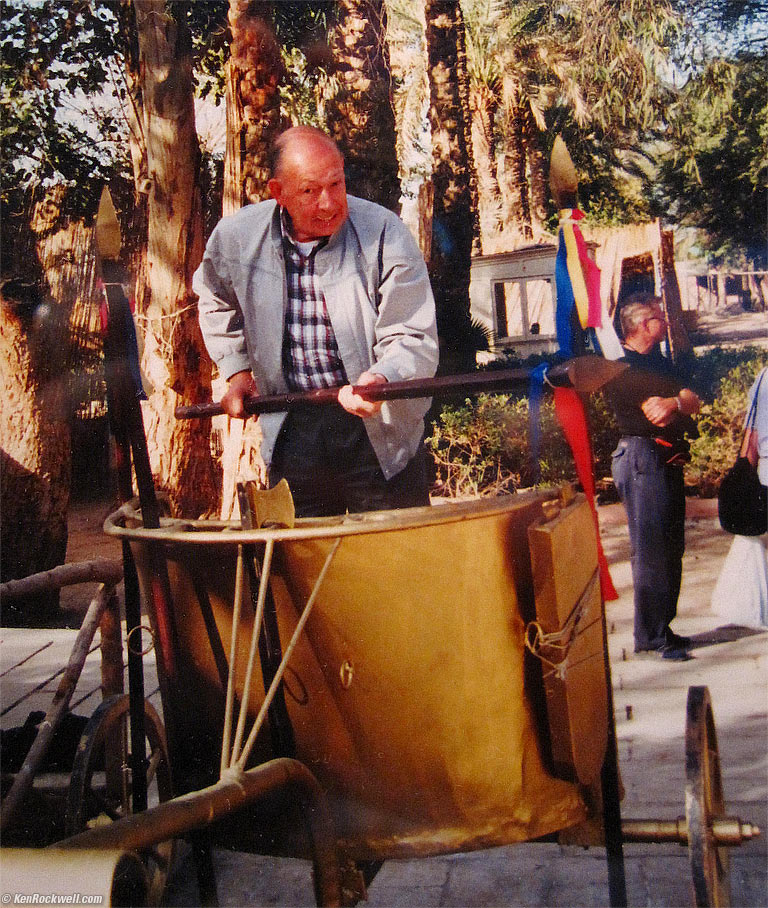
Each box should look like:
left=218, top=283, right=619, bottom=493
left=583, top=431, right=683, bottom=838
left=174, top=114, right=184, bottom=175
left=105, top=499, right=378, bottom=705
left=618, top=294, right=663, bottom=340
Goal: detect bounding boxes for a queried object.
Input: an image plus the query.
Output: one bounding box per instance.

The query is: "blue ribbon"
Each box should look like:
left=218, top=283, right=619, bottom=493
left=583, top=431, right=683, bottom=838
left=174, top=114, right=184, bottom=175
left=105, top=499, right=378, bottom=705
left=529, top=363, right=549, bottom=484
left=554, top=231, right=575, bottom=356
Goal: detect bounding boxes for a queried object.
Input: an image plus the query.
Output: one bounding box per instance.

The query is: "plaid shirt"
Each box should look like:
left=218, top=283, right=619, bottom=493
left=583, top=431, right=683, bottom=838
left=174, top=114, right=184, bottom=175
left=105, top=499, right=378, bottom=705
left=280, top=210, right=347, bottom=392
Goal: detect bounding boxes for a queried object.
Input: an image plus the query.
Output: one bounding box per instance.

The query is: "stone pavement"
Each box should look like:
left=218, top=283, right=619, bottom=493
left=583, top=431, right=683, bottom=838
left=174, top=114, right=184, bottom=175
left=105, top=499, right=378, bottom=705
left=158, top=500, right=767, bottom=908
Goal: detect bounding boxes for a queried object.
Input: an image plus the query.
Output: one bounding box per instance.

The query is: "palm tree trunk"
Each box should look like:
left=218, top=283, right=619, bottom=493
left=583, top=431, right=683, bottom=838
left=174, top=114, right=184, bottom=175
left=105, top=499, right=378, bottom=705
left=425, top=0, right=480, bottom=374
left=225, top=1, right=284, bottom=211
left=471, top=82, right=503, bottom=250
left=326, top=0, right=400, bottom=211
left=522, top=103, right=549, bottom=237
left=215, top=2, right=286, bottom=518
left=500, top=79, right=533, bottom=243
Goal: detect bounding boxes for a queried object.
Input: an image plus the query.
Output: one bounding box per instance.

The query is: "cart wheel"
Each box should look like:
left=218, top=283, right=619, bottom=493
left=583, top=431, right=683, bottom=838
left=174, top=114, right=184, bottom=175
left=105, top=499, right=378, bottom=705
left=66, top=694, right=174, bottom=905
left=686, top=686, right=730, bottom=907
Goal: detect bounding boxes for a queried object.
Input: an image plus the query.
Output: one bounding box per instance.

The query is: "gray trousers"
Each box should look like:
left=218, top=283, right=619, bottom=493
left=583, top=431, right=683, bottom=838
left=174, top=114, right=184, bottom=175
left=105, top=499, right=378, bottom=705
left=269, top=406, right=431, bottom=518
left=611, top=436, right=686, bottom=651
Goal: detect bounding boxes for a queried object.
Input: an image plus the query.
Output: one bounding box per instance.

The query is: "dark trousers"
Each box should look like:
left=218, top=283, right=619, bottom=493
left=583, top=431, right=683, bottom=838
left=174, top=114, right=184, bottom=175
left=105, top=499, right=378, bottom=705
left=611, top=436, right=686, bottom=651
left=269, top=406, right=431, bottom=518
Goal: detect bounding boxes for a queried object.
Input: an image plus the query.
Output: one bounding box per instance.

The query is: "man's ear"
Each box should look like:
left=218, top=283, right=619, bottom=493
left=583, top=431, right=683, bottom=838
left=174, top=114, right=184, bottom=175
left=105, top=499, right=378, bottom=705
left=268, top=178, right=282, bottom=202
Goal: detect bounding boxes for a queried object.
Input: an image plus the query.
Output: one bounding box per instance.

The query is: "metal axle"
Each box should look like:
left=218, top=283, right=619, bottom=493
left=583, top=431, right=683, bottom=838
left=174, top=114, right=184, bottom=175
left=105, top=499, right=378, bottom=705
left=622, top=817, right=761, bottom=846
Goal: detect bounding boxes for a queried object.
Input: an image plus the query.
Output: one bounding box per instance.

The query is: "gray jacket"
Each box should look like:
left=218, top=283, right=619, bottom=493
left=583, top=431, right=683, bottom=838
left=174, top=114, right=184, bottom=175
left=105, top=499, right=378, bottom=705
left=193, top=196, right=439, bottom=479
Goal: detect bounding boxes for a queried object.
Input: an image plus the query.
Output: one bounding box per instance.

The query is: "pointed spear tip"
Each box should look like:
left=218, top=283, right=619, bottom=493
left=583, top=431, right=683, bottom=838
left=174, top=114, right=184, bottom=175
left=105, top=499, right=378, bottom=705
left=550, top=135, right=579, bottom=209
left=96, top=185, right=122, bottom=261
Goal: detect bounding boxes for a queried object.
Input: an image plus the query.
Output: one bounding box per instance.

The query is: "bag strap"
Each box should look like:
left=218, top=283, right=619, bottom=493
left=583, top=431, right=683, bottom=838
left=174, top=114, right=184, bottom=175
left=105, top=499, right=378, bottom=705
left=738, top=369, right=765, bottom=457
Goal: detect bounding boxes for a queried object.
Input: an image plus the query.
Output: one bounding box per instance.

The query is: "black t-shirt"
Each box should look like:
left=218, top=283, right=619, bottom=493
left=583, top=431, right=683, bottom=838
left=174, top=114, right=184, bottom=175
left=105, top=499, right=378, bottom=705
left=604, top=346, right=698, bottom=441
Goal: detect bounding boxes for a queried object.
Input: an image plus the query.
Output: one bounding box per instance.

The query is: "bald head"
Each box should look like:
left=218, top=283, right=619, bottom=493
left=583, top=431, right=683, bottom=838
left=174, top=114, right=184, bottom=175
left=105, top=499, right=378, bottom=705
left=267, top=126, right=349, bottom=242
left=268, top=126, right=343, bottom=179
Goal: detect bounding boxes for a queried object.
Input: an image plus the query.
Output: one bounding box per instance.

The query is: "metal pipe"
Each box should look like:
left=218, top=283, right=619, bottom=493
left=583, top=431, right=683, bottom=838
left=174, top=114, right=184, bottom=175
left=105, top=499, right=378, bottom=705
left=59, top=757, right=343, bottom=907
left=621, top=818, right=761, bottom=846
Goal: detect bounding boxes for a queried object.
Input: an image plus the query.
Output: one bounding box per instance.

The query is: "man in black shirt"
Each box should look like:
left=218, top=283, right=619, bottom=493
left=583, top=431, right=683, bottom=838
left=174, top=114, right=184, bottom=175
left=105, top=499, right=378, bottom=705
left=605, top=294, right=701, bottom=660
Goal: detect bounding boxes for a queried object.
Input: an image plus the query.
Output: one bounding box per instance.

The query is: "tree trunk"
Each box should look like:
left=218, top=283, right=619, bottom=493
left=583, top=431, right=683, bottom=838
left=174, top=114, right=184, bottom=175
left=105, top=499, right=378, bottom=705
left=660, top=228, right=692, bottom=358
left=470, top=82, right=503, bottom=251
left=522, top=103, right=549, bottom=237
left=500, top=78, right=533, bottom=243
left=0, top=191, right=80, bottom=623
left=133, top=0, right=218, bottom=519
left=226, top=1, right=284, bottom=210
left=326, top=0, right=401, bottom=212
left=215, top=1, right=287, bottom=519
left=425, top=0, right=480, bottom=374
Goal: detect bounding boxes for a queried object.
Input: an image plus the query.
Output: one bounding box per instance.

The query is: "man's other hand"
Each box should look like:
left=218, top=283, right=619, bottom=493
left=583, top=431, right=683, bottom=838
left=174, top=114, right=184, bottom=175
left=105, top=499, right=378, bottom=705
left=221, top=370, right=258, bottom=419
left=338, top=371, right=388, bottom=417
left=641, top=395, right=679, bottom=427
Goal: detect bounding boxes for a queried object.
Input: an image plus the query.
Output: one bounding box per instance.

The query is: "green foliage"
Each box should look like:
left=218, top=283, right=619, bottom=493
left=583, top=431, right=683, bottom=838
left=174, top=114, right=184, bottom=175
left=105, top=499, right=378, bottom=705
left=0, top=0, right=121, bottom=214
left=655, top=51, right=768, bottom=268
left=426, top=390, right=617, bottom=498
left=686, top=348, right=768, bottom=495
left=687, top=345, right=767, bottom=402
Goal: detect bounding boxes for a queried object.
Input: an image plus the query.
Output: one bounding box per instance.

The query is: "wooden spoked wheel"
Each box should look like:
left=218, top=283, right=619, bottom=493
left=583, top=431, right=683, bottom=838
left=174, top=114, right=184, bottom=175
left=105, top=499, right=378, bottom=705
left=65, top=694, right=174, bottom=905
left=685, top=685, right=730, bottom=907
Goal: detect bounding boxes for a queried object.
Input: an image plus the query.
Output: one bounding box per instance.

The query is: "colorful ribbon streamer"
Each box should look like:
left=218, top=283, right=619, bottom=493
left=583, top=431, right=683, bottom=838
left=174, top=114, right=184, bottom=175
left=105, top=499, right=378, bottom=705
left=553, top=386, right=618, bottom=601
left=555, top=209, right=603, bottom=355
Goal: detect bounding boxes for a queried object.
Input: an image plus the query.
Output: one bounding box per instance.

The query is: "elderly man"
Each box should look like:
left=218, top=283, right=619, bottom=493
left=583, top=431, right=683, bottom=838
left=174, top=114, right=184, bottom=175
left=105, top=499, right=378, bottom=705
left=193, top=126, right=439, bottom=517
left=605, top=293, right=701, bottom=660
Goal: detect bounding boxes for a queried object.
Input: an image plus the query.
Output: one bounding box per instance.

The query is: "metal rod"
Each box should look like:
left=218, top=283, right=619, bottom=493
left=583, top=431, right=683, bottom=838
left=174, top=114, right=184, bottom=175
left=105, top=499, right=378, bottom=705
left=230, top=539, right=274, bottom=766
left=59, top=758, right=343, bottom=908
left=236, top=538, right=342, bottom=771
left=220, top=544, right=245, bottom=775
left=622, top=818, right=761, bottom=846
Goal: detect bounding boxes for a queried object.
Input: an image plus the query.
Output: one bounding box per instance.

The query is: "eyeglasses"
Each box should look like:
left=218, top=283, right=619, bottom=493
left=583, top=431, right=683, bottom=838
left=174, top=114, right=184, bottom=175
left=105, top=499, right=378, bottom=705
left=646, top=315, right=669, bottom=325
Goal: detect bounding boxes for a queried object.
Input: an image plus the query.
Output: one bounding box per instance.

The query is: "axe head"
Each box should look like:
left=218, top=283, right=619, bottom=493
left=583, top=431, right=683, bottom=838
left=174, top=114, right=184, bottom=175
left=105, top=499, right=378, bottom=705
left=237, top=479, right=296, bottom=529
left=549, top=355, right=629, bottom=394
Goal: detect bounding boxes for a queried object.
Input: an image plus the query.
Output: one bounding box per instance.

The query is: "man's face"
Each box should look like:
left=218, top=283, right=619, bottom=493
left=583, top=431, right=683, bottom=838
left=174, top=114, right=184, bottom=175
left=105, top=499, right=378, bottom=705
left=268, top=139, right=348, bottom=242
left=644, top=305, right=669, bottom=344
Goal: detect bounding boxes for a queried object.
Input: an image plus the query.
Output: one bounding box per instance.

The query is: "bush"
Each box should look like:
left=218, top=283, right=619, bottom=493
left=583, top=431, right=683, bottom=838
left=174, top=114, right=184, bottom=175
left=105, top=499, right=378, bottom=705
left=686, top=349, right=768, bottom=496
left=427, top=391, right=618, bottom=498
left=427, top=346, right=767, bottom=499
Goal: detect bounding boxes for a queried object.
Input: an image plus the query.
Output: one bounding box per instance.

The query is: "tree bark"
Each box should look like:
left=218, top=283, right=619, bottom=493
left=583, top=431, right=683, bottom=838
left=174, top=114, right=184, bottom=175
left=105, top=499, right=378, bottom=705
left=660, top=228, right=692, bottom=358
left=522, top=103, right=549, bottom=237
left=216, top=1, right=287, bottom=519
left=225, top=1, right=284, bottom=211
left=500, top=79, right=533, bottom=243
left=133, top=0, right=218, bottom=518
left=470, top=82, right=503, bottom=251
left=326, top=0, right=401, bottom=212
left=425, top=0, right=480, bottom=374
left=0, top=191, right=78, bottom=622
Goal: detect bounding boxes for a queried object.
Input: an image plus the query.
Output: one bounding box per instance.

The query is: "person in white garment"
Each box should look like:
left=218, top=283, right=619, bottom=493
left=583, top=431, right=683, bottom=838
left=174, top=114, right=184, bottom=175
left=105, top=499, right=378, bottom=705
left=711, top=367, right=768, bottom=628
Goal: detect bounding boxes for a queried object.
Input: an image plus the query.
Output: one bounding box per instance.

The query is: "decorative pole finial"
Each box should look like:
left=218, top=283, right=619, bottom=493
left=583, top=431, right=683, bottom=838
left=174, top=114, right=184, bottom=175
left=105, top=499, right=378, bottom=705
left=95, top=185, right=122, bottom=261
left=549, top=135, right=579, bottom=211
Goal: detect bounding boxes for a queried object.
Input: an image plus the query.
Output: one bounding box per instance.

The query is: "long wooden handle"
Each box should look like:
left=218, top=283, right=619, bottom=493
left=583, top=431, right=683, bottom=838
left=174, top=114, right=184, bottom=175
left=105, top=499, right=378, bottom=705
left=174, top=364, right=566, bottom=420
left=174, top=355, right=628, bottom=420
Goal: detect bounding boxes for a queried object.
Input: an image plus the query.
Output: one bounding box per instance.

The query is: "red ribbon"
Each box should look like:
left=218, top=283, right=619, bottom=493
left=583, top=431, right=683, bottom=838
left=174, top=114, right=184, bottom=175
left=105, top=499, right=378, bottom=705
left=553, top=386, right=618, bottom=601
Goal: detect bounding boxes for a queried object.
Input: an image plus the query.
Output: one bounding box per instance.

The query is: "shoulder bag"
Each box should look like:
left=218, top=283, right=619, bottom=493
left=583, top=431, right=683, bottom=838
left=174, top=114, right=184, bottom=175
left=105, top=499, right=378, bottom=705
left=718, top=371, right=767, bottom=536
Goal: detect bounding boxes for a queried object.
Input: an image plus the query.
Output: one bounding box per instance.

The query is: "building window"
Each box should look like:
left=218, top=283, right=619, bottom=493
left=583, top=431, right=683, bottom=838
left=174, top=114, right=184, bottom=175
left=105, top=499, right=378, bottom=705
left=492, top=277, right=556, bottom=342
